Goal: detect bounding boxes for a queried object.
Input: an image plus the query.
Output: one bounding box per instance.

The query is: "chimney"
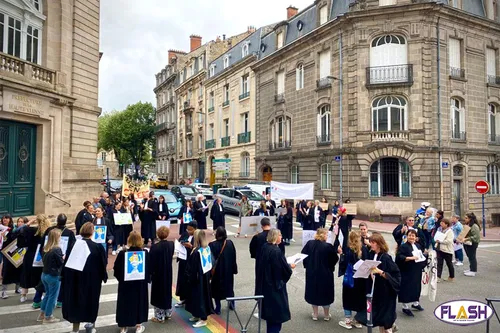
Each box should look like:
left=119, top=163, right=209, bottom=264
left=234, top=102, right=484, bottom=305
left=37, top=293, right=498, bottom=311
left=223, top=34, right=226, bottom=41
left=190, top=34, right=202, bottom=52
left=485, top=0, right=495, bottom=20
left=287, top=6, right=298, bottom=20
left=248, top=26, right=256, bottom=33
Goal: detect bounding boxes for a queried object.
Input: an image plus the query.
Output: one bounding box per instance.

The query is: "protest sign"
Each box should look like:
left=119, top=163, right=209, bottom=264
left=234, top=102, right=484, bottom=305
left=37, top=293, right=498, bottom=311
left=43, top=235, right=69, bottom=256
left=1, top=240, right=26, bottom=268
left=302, top=230, right=333, bottom=246
left=114, top=213, right=133, bottom=225
left=121, top=175, right=150, bottom=200
left=198, top=247, right=212, bottom=274
left=353, top=260, right=381, bottom=278
left=32, top=244, right=43, bottom=267
left=457, top=225, right=471, bottom=242
left=270, top=181, right=314, bottom=201
left=156, top=220, right=171, bottom=230
left=319, top=203, right=329, bottom=211
left=66, top=239, right=91, bottom=272
left=174, top=239, right=187, bottom=260
left=240, top=216, right=277, bottom=236
left=92, top=225, right=107, bottom=251
left=342, top=203, right=357, bottom=215
left=124, top=251, right=146, bottom=281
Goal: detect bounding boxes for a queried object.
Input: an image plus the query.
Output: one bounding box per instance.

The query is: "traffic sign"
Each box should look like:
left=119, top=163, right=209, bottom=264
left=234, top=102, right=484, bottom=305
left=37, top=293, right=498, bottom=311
left=475, top=180, right=490, bottom=194
left=441, top=162, right=449, bottom=168
left=213, top=158, right=231, bottom=163
left=334, top=156, right=341, bottom=162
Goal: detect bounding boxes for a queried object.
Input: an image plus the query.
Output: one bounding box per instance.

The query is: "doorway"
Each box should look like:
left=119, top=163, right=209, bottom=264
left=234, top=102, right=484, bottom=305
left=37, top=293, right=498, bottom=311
left=262, top=166, right=273, bottom=182
left=452, top=165, right=464, bottom=216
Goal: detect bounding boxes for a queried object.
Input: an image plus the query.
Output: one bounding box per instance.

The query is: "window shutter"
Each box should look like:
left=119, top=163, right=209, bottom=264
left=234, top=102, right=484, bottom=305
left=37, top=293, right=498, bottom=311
left=450, top=103, right=455, bottom=136
left=449, top=38, right=461, bottom=69
left=459, top=106, right=466, bottom=133
left=277, top=71, right=285, bottom=94
left=317, top=112, right=321, bottom=136
left=320, top=51, right=331, bottom=79
left=296, top=68, right=300, bottom=90
left=486, top=48, right=496, bottom=77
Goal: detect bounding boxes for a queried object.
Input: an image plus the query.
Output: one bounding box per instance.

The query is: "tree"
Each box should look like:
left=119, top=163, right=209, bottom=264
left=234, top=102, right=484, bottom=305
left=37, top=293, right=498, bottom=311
left=98, top=102, right=156, bottom=176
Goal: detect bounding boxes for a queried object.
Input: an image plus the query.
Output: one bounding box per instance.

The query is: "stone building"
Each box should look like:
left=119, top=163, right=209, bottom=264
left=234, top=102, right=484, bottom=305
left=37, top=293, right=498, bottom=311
left=97, top=149, right=119, bottom=178
left=0, top=0, right=101, bottom=217
left=253, top=0, right=500, bottom=223
left=204, top=26, right=273, bottom=186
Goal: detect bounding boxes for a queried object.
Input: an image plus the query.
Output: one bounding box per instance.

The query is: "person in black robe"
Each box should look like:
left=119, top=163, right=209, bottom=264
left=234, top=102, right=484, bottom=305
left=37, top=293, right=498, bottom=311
left=265, top=194, right=276, bottom=216
left=75, top=201, right=94, bottom=235
left=1, top=215, right=22, bottom=298
left=320, top=198, right=331, bottom=228
left=149, top=226, right=174, bottom=323
left=253, top=201, right=271, bottom=217
left=120, top=197, right=135, bottom=247
left=139, top=191, right=159, bottom=246
left=300, top=201, right=315, bottom=231
left=179, top=200, right=194, bottom=235
left=301, top=228, right=338, bottom=321
left=93, top=206, right=114, bottom=254
left=312, top=201, right=323, bottom=231
left=209, top=227, right=238, bottom=314
left=157, top=195, right=170, bottom=221
left=210, top=197, right=226, bottom=230
left=175, top=221, right=197, bottom=308
left=336, top=207, right=355, bottom=250
left=276, top=200, right=287, bottom=244
left=62, top=222, right=107, bottom=333
left=355, top=233, right=401, bottom=332
left=185, top=230, right=215, bottom=328
left=393, top=216, right=427, bottom=250
left=114, top=231, right=150, bottom=333
left=193, top=194, right=209, bottom=229
left=296, top=200, right=306, bottom=228
left=249, top=218, right=285, bottom=260
left=255, top=229, right=294, bottom=333
left=281, top=201, right=293, bottom=244
left=396, top=229, right=426, bottom=317
left=339, top=230, right=369, bottom=329
left=109, top=200, right=124, bottom=255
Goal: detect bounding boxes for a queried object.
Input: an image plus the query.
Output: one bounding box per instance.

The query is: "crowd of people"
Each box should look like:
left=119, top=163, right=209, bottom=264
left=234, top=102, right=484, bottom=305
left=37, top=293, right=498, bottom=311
left=0, top=192, right=482, bottom=333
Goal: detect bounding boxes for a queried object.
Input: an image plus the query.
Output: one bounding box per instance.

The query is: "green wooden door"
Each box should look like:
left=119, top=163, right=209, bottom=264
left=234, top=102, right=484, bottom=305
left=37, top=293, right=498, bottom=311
left=0, top=121, right=36, bottom=216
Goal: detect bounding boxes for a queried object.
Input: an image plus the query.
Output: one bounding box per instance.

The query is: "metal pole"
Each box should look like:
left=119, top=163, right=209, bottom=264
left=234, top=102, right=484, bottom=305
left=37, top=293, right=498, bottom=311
left=106, top=167, right=110, bottom=195
left=482, top=194, right=486, bottom=237
left=437, top=18, right=444, bottom=210
left=339, top=32, right=344, bottom=203
left=366, top=276, right=376, bottom=333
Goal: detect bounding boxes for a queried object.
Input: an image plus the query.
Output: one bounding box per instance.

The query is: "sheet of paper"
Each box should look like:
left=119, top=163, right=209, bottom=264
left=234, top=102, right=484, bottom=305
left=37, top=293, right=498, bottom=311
left=302, top=230, right=333, bottom=245
left=338, top=229, right=344, bottom=246
left=32, top=244, right=43, bottom=267
left=198, top=247, right=212, bottom=274
left=276, top=207, right=286, bottom=216
left=434, top=231, right=446, bottom=242
left=353, top=260, right=381, bottom=279
left=156, top=220, right=171, bottom=230
left=65, top=239, right=91, bottom=272
left=412, top=250, right=426, bottom=263
left=124, top=251, right=146, bottom=281
left=174, top=239, right=187, bottom=260
left=353, top=259, right=364, bottom=271
left=114, top=213, right=133, bottom=225
left=286, top=253, right=308, bottom=265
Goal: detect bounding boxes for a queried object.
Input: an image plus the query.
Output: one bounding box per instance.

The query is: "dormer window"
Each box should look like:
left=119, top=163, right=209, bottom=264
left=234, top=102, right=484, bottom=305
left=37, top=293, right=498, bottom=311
left=31, top=0, right=41, bottom=11
left=242, top=42, right=250, bottom=57
left=209, top=64, right=216, bottom=77
left=277, top=32, right=284, bottom=48
left=223, top=55, right=230, bottom=69
left=319, top=5, right=328, bottom=25
left=199, top=54, right=204, bottom=69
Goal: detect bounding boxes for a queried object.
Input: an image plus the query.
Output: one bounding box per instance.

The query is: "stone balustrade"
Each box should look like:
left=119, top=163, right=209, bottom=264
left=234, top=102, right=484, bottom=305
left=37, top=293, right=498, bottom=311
left=371, top=131, right=409, bottom=142
left=0, top=52, right=56, bottom=90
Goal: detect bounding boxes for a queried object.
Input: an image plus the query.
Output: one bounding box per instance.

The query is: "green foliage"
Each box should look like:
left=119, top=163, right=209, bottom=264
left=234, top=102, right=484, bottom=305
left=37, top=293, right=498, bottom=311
left=98, top=102, right=156, bottom=173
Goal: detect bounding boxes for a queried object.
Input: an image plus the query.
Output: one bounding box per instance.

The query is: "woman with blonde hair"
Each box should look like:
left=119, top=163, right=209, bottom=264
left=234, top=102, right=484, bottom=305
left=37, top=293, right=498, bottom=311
left=37, top=229, right=64, bottom=323
left=185, top=230, right=214, bottom=327
left=253, top=201, right=270, bottom=216
left=339, top=231, right=369, bottom=329
left=301, top=228, right=338, bottom=321
left=18, top=214, right=51, bottom=309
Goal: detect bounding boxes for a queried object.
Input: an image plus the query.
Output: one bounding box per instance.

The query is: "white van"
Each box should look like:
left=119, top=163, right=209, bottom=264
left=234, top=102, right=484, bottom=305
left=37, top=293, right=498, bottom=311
left=245, top=183, right=270, bottom=197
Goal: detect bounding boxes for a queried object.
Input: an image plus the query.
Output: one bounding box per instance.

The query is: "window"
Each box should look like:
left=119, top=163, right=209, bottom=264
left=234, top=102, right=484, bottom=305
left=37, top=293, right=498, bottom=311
left=319, top=5, right=328, bottom=25
left=223, top=55, right=230, bottom=69
left=486, top=48, right=497, bottom=82
left=372, top=96, right=407, bottom=132
left=320, top=164, right=331, bottom=190
left=26, top=26, right=39, bottom=64
left=277, top=32, right=284, bottom=48
left=296, top=64, right=304, bottom=90
left=319, top=50, right=331, bottom=79
left=178, top=163, right=184, bottom=177
left=209, top=91, right=215, bottom=109
left=370, top=158, right=411, bottom=197
left=31, top=0, right=41, bottom=11
left=180, top=69, right=184, bottom=83
left=7, top=16, right=21, bottom=58
left=199, top=54, right=204, bottom=69
left=187, top=162, right=192, bottom=177
left=450, top=98, right=465, bottom=140
left=270, top=116, right=291, bottom=146
left=241, top=152, right=250, bottom=177
left=191, top=61, right=196, bottom=76
left=291, top=165, right=299, bottom=184
left=380, top=0, right=397, bottom=5
left=209, top=123, right=214, bottom=140
left=224, top=119, right=229, bottom=137
left=370, top=35, right=407, bottom=74
left=223, top=84, right=230, bottom=103
left=209, top=64, right=215, bottom=77
left=241, top=113, right=249, bottom=133
left=277, top=70, right=285, bottom=94
left=317, top=105, right=331, bottom=142
left=101, top=152, right=107, bottom=162
left=489, top=104, right=500, bottom=142
left=487, top=164, right=500, bottom=195
left=242, top=42, right=249, bottom=57
left=241, top=74, right=249, bottom=94
left=198, top=134, right=203, bottom=150
left=449, top=38, right=462, bottom=75
left=450, top=0, right=461, bottom=9
left=198, top=84, right=203, bottom=99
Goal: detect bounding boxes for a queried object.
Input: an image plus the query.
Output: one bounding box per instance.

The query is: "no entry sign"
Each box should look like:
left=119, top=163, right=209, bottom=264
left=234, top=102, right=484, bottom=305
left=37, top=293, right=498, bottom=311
left=475, top=180, right=490, bottom=194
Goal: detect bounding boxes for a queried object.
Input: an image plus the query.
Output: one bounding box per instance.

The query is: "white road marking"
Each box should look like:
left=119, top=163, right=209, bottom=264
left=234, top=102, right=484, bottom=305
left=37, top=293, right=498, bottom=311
left=478, top=243, right=500, bottom=248
left=5, top=279, right=118, bottom=297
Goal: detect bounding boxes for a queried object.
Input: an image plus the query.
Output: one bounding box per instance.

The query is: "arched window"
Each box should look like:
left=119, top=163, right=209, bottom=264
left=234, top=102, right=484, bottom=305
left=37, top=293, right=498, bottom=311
left=240, top=152, right=250, bottom=177
left=320, top=163, right=331, bottom=190
left=317, top=105, right=331, bottom=143
left=489, top=103, right=499, bottom=143
left=370, top=158, right=411, bottom=197
left=487, top=164, right=500, bottom=195
left=269, top=116, right=291, bottom=150
left=242, top=42, right=249, bottom=58
left=291, top=165, right=299, bottom=184
left=372, top=96, right=407, bottom=132
left=223, top=55, right=230, bottom=69
left=451, top=98, right=465, bottom=140
left=370, top=34, right=407, bottom=84
left=296, top=64, right=304, bottom=90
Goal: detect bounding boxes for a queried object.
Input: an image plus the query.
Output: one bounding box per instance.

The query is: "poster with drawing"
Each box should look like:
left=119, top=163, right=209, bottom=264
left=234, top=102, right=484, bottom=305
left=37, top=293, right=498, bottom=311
left=1, top=240, right=26, bottom=268
left=198, top=247, right=212, bottom=274
left=240, top=216, right=277, bottom=236
left=124, top=251, right=146, bottom=281
left=92, top=225, right=107, bottom=251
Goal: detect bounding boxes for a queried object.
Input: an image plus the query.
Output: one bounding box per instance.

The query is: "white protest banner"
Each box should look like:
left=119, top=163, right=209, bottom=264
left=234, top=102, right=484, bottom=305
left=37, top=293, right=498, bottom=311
left=66, top=239, right=91, bottom=272
left=198, top=247, right=212, bottom=274
left=156, top=220, right=171, bottom=231
left=114, top=213, right=133, bottom=226
left=240, top=216, right=277, bottom=236
left=302, top=230, right=333, bottom=246
left=124, top=251, right=146, bottom=281
left=270, top=181, right=314, bottom=201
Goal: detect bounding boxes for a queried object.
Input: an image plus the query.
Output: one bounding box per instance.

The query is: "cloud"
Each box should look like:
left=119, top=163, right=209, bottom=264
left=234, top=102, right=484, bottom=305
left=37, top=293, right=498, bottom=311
left=98, top=0, right=313, bottom=113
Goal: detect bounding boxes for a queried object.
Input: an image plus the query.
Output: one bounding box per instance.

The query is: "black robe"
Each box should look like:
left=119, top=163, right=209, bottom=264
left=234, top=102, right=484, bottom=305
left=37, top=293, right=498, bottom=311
left=93, top=216, right=114, bottom=245
left=0, top=228, right=22, bottom=285
left=75, top=209, right=94, bottom=235
left=193, top=200, right=209, bottom=229
left=185, top=247, right=215, bottom=319
left=341, top=246, right=369, bottom=312
left=249, top=230, right=285, bottom=262
left=281, top=206, right=293, bottom=240
left=302, top=208, right=314, bottom=230
left=255, top=243, right=292, bottom=324
left=157, top=202, right=170, bottom=220
left=62, top=238, right=108, bottom=323
left=139, top=198, right=159, bottom=241
left=17, top=227, right=43, bottom=289
left=209, top=239, right=237, bottom=300
left=392, top=225, right=427, bottom=249
left=253, top=208, right=270, bottom=216
left=337, top=215, right=356, bottom=250
left=301, top=240, right=338, bottom=306
left=44, top=226, right=77, bottom=255
left=176, top=232, right=194, bottom=300
left=114, top=247, right=150, bottom=327
left=210, top=202, right=226, bottom=230
left=179, top=205, right=193, bottom=235
left=396, top=242, right=426, bottom=303
left=150, top=240, right=174, bottom=310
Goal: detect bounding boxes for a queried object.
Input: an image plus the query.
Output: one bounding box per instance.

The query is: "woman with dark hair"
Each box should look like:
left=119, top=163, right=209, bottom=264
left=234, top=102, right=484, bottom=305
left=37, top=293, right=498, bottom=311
left=435, top=218, right=455, bottom=282
left=459, top=212, right=481, bottom=277
left=175, top=221, right=197, bottom=308
left=75, top=201, right=94, bottom=235
left=209, top=227, right=238, bottom=314
left=320, top=198, right=330, bottom=229
left=1, top=215, right=22, bottom=299
left=301, top=201, right=315, bottom=231
left=121, top=197, right=134, bottom=246
left=128, top=193, right=139, bottom=220
left=157, top=195, right=170, bottom=221
left=109, top=200, right=123, bottom=256
left=93, top=206, right=114, bottom=255
left=179, top=199, right=194, bottom=235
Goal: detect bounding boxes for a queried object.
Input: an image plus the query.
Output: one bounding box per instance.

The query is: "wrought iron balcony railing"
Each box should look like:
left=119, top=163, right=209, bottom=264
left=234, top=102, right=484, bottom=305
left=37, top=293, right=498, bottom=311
left=237, top=132, right=251, bottom=144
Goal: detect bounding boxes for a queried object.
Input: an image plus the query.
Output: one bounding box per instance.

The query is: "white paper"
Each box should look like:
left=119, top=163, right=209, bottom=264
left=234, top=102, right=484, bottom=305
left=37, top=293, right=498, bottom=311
left=286, top=253, right=308, bottom=265
left=174, top=239, right=187, bottom=260
left=155, top=220, right=171, bottom=230
left=198, top=247, right=212, bottom=274
left=240, top=216, right=277, bottom=236
left=302, top=230, right=333, bottom=245
left=412, top=250, right=426, bottom=263
left=32, top=244, right=43, bottom=267
left=276, top=207, right=286, bottom=216
left=114, top=213, right=133, bottom=225
left=434, top=231, right=446, bottom=242
left=44, top=235, right=69, bottom=256
left=124, top=251, right=146, bottom=281
left=353, top=260, right=381, bottom=279
left=353, top=259, right=364, bottom=271
left=65, top=239, right=91, bottom=272
left=338, top=230, right=344, bottom=247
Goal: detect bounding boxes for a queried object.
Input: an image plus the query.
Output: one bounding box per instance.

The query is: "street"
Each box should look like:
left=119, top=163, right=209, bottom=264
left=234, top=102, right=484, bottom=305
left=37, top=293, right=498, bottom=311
left=0, top=214, right=499, bottom=333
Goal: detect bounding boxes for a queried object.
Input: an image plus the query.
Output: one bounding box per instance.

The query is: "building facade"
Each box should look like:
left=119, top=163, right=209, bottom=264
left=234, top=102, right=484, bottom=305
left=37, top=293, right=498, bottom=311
left=253, top=0, right=500, bottom=222
left=97, top=149, right=119, bottom=178
left=0, top=0, right=101, bottom=217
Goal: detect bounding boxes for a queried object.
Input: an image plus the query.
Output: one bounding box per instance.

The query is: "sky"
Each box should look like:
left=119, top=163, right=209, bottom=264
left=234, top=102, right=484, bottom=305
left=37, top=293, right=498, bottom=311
left=98, top=0, right=314, bottom=114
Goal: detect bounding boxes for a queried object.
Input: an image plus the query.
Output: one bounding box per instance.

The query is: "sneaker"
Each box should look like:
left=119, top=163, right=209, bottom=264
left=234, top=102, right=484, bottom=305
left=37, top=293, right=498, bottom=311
left=464, top=271, right=476, bottom=277
left=402, top=308, right=414, bottom=317
left=117, top=246, right=123, bottom=251
left=464, top=269, right=470, bottom=273
left=352, top=320, right=363, bottom=328
left=392, top=324, right=399, bottom=332
left=455, top=262, right=464, bottom=266
left=324, top=314, right=331, bottom=322
left=193, top=320, right=207, bottom=328
left=43, top=316, right=60, bottom=324
left=291, top=238, right=296, bottom=243
left=56, top=301, right=62, bottom=308
left=412, top=304, right=425, bottom=311
left=36, top=313, right=45, bottom=322
left=339, top=319, right=353, bottom=329
left=244, top=234, right=248, bottom=238
left=135, top=325, right=145, bottom=333
left=1, top=291, right=8, bottom=299
left=20, top=295, right=27, bottom=303
left=112, top=250, right=117, bottom=256
left=312, top=313, right=318, bottom=321
left=437, top=278, right=442, bottom=283
left=188, top=317, right=199, bottom=322
left=32, top=302, right=41, bottom=309
left=174, top=301, right=185, bottom=308
left=15, top=287, right=22, bottom=294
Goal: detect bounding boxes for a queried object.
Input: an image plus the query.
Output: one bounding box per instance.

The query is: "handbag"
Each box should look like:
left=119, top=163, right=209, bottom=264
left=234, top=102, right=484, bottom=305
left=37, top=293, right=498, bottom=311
left=210, top=240, right=227, bottom=279
left=343, top=262, right=355, bottom=288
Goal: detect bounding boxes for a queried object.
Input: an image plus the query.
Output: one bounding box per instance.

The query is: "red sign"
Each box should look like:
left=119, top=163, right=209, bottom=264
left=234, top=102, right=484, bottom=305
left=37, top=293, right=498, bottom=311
left=475, top=180, right=490, bottom=195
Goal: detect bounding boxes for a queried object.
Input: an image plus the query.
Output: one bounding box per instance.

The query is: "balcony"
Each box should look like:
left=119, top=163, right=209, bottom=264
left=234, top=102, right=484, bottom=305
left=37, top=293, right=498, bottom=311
left=208, top=106, right=215, bottom=113
left=0, top=52, right=57, bottom=90
left=316, top=77, right=333, bottom=89
left=239, top=91, right=250, bottom=100
left=166, top=122, right=176, bottom=130
left=155, top=123, right=168, bottom=133
left=489, top=134, right=500, bottom=144
left=186, top=123, right=192, bottom=134
left=316, top=134, right=331, bottom=145
left=223, top=100, right=230, bottom=107
left=451, top=130, right=467, bottom=141
left=187, top=150, right=193, bottom=158
left=239, top=171, right=250, bottom=178
left=237, top=132, right=251, bottom=144
left=274, top=93, right=285, bottom=104
left=205, top=139, right=216, bottom=149
left=221, top=136, right=231, bottom=147
left=371, top=131, right=409, bottom=142
left=366, top=64, right=413, bottom=87
left=488, top=75, right=500, bottom=86
left=183, top=101, right=194, bottom=113
left=450, top=67, right=466, bottom=80
left=269, top=141, right=291, bottom=151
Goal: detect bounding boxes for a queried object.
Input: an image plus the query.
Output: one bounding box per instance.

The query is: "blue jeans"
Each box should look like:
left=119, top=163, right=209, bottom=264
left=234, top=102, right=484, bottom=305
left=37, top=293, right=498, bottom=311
left=344, top=309, right=352, bottom=317
left=40, top=273, right=60, bottom=317
left=455, top=249, right=464, bottom=262
left=266, top=322, right=282, bottom=333
left=33, top=290, right=43, bottom=303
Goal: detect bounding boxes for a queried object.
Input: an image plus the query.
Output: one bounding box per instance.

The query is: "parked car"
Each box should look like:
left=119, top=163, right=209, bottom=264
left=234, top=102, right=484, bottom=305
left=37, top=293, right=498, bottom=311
left=216, top=187, right=264, bottom=215
left=153, top=178, right=168, bottom=189
left=194, top=183, right=213, bottom=198
left=153, top=189, right=183, bottom=221
left=104, top=179, right=123, bottom=194
left=170, top=185, right=199, bottom=204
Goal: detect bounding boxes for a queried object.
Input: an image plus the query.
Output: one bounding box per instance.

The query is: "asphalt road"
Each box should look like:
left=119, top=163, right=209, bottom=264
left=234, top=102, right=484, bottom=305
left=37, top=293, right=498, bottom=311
left=1, top=214, right=499, bottom=333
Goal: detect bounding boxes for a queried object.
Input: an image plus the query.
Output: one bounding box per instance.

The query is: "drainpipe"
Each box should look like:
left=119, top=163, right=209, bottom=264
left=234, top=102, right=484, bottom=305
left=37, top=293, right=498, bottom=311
left=437, top=17, right=444, bottom=210
left=339, top=32, right=344, bottom=203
